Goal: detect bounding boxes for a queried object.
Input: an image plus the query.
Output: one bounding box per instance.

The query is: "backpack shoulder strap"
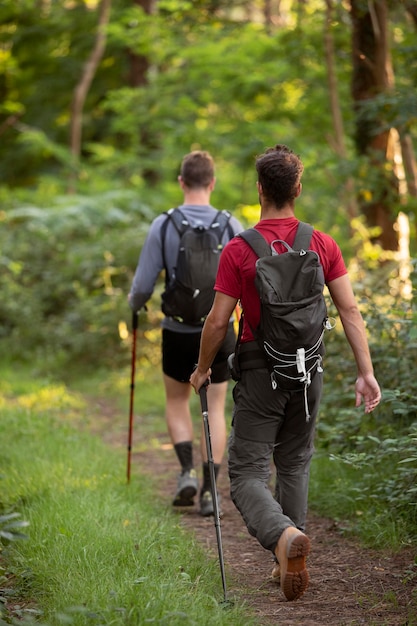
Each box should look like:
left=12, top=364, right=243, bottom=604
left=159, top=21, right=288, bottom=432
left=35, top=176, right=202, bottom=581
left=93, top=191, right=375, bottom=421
left=220, top=209, right=235, bottom=240
left=210, top=210, right=232, bottom=237
left=240, top=223, right=314, bottom=257
left=164, top=207, right=189, bottom=235
left=238, top=228, right=270, bottom=258
left=293, top=221, right=313, bottom=251
left=160, top=207, right=189, bottom=279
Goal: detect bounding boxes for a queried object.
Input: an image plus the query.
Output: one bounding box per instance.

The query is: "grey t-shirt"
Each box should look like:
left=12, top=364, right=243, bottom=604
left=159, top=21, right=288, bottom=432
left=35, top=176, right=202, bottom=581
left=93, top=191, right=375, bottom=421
left=129, top=204, right=243, bottom=332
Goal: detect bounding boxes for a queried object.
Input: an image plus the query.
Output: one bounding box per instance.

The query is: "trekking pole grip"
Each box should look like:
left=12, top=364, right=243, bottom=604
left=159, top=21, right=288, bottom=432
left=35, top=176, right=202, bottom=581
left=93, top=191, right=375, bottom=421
left=198, top=380, right=209, bottom=413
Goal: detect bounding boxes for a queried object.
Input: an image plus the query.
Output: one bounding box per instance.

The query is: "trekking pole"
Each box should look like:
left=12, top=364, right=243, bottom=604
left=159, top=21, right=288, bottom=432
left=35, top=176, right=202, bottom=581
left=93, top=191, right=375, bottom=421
left=127, top=310, right=138, bottom=484
left=199, top=382, right=229, bottom=605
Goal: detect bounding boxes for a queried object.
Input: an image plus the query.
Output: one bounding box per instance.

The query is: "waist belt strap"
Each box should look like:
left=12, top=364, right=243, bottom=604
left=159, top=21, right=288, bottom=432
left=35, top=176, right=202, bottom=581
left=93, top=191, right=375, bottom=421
left=238, top=343, right=267, bottom=370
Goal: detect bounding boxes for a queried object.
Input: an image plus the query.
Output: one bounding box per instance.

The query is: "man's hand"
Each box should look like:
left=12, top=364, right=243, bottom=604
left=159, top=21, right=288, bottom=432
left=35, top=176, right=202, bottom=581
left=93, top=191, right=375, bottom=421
left=355, top=374, right=381, bottom=413
left=190, top=366, right=212, bottom=394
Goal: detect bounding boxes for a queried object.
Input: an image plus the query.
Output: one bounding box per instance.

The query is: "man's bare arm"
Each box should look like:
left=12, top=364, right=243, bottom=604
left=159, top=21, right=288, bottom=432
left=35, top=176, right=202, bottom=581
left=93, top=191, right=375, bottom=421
left=327, top=274, right=381, bottom=413
left=189, top=292, right=238, bottom=392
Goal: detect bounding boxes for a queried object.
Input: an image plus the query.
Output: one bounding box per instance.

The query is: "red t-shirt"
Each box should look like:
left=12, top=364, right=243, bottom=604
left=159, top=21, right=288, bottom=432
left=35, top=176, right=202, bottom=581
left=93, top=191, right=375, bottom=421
left=215, top=217, right=347, bottom=343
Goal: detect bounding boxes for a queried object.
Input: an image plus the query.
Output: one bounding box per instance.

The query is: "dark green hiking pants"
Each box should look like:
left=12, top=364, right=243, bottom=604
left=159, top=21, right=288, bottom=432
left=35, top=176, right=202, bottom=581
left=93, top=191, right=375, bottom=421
left=227, top=365, right=323, bottom=553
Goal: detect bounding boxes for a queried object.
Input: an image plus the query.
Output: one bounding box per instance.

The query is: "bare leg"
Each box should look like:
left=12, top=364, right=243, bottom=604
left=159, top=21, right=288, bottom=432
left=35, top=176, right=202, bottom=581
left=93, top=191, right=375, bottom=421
left=202, top=381, right=228, bottom=464
left=163, top=374, right=193, bottom=445
left=164, top=373, right=199, bottom=506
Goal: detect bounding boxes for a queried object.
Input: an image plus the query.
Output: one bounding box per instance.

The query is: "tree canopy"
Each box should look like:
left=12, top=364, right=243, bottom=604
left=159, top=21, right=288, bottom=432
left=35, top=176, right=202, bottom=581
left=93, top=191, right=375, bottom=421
left=1, top=0, right=416, bottom=249
left=0, top=0, right=416, bottom=371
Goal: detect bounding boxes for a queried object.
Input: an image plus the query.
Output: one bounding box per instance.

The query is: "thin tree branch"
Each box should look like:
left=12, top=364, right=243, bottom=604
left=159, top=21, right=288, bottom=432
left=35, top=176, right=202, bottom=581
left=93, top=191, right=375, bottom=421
left=69, top=0, right=111, bottom=174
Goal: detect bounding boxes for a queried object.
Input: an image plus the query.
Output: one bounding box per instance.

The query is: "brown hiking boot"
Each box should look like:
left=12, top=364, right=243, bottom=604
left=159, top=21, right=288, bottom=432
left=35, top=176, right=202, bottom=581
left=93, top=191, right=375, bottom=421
left=275, top=526, right=310, bottom=601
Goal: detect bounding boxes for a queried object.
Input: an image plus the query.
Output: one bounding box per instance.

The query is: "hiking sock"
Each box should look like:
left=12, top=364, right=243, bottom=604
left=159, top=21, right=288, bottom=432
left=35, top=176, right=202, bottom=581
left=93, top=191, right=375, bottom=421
left=201, top=461, right=220, bottom=494
left=174, top=441, right=194, bottom=473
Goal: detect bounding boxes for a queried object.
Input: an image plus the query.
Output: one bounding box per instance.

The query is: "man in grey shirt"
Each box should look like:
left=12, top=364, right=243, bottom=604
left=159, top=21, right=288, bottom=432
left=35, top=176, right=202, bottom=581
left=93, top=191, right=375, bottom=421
left=129, top=150, right=242, bottom=516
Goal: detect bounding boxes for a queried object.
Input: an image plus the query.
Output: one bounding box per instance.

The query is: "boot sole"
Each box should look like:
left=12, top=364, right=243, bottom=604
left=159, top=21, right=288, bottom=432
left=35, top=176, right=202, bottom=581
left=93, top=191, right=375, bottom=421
left=172, top=484, right=197, bottom=507
left=281, top=533, right=310, bottom=601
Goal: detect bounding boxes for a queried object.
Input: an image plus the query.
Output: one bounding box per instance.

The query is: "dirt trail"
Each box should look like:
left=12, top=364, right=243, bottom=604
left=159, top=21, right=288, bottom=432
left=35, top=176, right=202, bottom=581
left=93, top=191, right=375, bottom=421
left=98, top=403, right=416, bottom=626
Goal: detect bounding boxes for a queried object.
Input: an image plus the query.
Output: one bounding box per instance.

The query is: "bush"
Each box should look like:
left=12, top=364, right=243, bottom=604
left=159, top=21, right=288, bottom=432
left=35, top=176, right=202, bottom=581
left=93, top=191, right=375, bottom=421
left=0, top=191, right=157, bottom=372
left=317, top=260, right=417, bottom=539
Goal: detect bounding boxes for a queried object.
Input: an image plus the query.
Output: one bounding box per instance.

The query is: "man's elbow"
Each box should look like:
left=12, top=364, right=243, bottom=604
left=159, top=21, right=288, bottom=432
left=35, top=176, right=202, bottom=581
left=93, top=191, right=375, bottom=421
left=129, top=291, right=151, bottom=312
left=338, top=304, right=366, bottom=332
left=205, top=310, right=230, bottom=334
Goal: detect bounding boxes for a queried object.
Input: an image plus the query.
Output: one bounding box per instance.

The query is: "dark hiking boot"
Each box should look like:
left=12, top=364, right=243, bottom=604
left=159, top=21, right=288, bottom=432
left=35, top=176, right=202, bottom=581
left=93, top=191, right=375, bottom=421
left=199, top=490, right=222, bottom=517
left=172, top=469, right=198, bottom=507
left=199, top=490, right=214, bottom=516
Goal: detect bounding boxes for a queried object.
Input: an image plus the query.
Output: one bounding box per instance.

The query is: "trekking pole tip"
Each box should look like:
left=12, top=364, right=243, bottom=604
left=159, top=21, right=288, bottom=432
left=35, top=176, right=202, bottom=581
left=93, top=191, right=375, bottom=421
left=219, top=598, right=234, bottom=609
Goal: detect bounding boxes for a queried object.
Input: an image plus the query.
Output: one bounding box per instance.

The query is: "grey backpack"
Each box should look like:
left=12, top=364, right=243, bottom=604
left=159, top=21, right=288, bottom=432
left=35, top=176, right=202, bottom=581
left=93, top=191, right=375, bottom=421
left=239, top=222, right=330, bottom=417
left=161, top=208, right=232, bottom=326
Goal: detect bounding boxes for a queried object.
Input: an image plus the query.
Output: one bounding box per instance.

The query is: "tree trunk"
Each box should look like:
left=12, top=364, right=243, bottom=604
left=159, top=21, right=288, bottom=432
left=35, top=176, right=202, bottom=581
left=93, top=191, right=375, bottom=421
left=324, top=0, right=345, bottom=157
left=350, top=0, right=398, bottom=250
left=69, top=0, right=111, bottom=192
left=129, top=0, right=160, bottom=186
left=324, top=0, right=357, bottom=223
left=400, top=134, right=417, bottom=198
left=264, top=0, right=272, bottom=29
left=128, top=0, right=153, bottom=87
left=404, top=0, right=417, bottom=27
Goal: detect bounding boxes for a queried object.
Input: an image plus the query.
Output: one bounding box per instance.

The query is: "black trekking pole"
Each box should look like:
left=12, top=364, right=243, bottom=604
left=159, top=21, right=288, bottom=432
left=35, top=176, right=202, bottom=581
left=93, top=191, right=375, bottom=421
left=199, top=382, right=229, bottom=605
left=127, top=310, right=138, bottom=484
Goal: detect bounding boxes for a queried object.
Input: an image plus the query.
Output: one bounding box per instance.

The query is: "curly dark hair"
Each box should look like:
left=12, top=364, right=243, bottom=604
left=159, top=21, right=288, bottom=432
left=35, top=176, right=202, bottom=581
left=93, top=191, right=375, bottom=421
left=255, top=145, right=304, bottom=208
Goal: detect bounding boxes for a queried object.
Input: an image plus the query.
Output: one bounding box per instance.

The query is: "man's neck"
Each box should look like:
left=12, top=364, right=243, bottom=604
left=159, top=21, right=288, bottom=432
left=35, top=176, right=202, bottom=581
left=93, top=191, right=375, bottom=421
left=259, top=203, right=295, bottom=220
left=182, top=189, right=212, bottom=206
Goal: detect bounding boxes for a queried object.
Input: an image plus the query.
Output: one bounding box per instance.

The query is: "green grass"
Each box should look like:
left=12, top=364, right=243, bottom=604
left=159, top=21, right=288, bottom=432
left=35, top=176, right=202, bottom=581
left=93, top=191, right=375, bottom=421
left=0, top=368, right=256, bottom=626
left=2, top=361, right=416, bottom=624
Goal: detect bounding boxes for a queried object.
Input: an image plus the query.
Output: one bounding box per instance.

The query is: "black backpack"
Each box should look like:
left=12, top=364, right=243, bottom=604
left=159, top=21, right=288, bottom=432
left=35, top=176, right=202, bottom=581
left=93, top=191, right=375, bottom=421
left=161, top=207, right=232, bottom=326
left=238, top=222, right=330, bottom=417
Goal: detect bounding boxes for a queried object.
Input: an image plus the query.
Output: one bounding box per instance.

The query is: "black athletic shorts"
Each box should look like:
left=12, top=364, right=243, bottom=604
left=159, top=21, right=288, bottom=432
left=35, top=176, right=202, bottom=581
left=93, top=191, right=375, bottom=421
left=162, top=322, right=236, bottom=383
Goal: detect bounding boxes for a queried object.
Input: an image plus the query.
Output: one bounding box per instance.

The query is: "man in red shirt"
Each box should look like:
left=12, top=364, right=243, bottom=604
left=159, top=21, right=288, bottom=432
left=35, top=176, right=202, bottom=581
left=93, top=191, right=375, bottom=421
left=190, top=144, right=381, bottom=601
